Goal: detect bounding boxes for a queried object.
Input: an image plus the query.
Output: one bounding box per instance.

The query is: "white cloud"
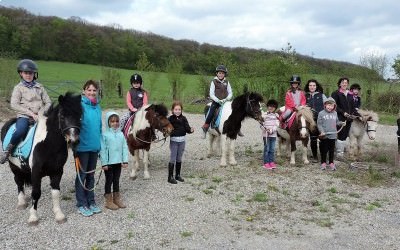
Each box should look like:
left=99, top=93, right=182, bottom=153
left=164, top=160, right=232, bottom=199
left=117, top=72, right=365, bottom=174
left=2, top=0, right=400, bottom=76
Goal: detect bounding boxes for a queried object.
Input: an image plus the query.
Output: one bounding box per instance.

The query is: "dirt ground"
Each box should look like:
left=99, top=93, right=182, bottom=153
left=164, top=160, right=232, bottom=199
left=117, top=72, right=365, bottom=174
left=0, top=108, right=399, bottom=249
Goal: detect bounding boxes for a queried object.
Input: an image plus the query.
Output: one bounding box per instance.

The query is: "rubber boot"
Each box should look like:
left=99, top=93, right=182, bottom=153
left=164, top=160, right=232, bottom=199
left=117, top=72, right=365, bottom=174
left=0, top=144, right=15, bottom=164
left=104, top=193, right=119, bottom=210
left=168, top=163, right=177, bottom=184
left=175, top=162, right=184, bottom=182
left=113, top=192, right=126, bottom=208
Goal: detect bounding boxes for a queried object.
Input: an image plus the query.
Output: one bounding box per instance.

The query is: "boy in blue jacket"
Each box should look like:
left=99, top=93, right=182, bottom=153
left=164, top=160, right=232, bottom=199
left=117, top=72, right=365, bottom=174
left=100, top=111, right=129, bottom=210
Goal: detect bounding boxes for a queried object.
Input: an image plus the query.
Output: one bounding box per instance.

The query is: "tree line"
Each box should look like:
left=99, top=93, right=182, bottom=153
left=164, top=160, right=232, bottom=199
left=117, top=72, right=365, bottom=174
left=0, top=6, right=381, bottom=81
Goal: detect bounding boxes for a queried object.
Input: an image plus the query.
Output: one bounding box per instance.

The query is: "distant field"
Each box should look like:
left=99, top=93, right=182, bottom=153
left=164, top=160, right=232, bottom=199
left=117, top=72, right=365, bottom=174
left=1, top=59, right=399, bottom=123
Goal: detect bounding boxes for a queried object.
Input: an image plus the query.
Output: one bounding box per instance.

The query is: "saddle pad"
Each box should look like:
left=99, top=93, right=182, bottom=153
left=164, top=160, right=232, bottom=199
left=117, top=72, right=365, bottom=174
left=207, top=104, right=223, bottom=129
left=2, top=123, right=37, bottom=160
left=123, top=114, right=135, bottom=138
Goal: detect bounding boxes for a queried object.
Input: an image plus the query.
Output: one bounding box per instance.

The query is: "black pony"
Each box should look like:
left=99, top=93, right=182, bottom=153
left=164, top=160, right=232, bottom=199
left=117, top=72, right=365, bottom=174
left=0, top=92, right=82, bottom=225
left=205, top=92, right=263, bottom=166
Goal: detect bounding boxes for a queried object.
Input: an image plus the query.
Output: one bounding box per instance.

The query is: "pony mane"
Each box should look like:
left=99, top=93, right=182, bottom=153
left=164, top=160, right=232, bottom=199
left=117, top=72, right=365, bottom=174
left=357, top=109, right=379, bottom=122
left=131, top=104, right=152, bottom=137
left=297, top=106, right=316, bottom=130
left=45, top=92, right=82, bottom=122
left=231, top=92, right=263, bottom=110
left=151, top=103, right=168, bottom=117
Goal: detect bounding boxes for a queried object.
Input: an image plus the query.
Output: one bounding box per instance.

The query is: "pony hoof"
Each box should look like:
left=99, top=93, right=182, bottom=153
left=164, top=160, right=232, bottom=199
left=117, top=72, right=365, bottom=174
left=230, top=161, right=237, bottom=166
left=17, top=204, right=28, bottom=210
left=129, top=175, right=138, bottom=180
left=143, top=175, right=150, bottom=180
left=57, top=217, right=67, bottom=224
left=304, top=160, right=310, bottom=164
left=290, top=161, right=295, bottom=165
left=28, top=220, right=39, bottom=226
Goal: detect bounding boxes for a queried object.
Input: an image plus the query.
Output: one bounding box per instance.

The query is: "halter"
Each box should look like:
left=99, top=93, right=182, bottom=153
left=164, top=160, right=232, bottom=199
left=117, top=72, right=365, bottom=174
left=246, top=95, right=264, bottom=130
left=133, top=111, right=170, bottom=144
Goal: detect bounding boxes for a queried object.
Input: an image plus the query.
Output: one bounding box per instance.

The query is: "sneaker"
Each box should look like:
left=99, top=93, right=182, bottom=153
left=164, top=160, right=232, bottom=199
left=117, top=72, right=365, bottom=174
left=263, top=163, right=273, bottom=170
left=269, top=162, right=277, bottom=169
left=89, top=204, right=102, bottom=214
left=78, top=206, right=93, bottom=217
left=329, top=163, right=336, bottom=171
left=320, top=163, right=326, bottom=170
left=201, top=126, right=208, bottom=139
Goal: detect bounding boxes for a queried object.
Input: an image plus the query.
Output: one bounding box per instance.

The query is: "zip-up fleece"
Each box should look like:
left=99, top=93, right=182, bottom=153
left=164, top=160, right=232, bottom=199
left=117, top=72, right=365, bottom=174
left=99, top=111, right=128, bottom=166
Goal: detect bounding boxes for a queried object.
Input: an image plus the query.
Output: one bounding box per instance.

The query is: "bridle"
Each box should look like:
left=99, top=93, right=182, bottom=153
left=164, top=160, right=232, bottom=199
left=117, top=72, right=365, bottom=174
left=364, top=119, right=377, bottom=139
left=133, top=112, right=169, bottom=145
left=58, top=110, right=80, bottom=139
left=246, top=95, right=264, bottom=129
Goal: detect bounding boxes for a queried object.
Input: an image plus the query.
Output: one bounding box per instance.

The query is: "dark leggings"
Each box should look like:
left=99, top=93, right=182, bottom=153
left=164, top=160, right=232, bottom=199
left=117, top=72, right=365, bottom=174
left=104, top=163, right=122, bottom=194
left=319, top=139, right=336, bottom=164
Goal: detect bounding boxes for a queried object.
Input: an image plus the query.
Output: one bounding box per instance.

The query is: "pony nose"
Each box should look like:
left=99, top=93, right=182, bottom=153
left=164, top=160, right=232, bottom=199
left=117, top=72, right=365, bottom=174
left=66, top=128, right=80, bottom=144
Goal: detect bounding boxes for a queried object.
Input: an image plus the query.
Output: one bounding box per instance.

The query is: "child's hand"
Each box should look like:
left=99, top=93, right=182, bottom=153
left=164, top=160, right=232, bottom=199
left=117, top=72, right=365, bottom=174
left=319, top=132, right=325, bottom=137
left=102, top=166, right=108, bottom=171
left=122, top=163, right=128, bottom=168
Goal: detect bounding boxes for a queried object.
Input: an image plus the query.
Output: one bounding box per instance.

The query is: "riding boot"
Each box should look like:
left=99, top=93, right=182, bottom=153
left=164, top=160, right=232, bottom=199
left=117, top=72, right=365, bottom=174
left=168, top=163, right=177, bottom=184
left=201, top=124, right=209, bottom=139
left=113, top=192, right=126, bottom=208
left=175, top=162, right=184, bottom=182
left=104, top=193, right=119, bottom=210
left=0, top=144, right=15, bottom=164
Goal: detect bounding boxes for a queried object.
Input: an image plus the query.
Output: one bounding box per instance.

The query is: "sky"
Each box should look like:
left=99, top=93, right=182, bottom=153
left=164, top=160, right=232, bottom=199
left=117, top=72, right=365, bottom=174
left=1, top=0, right=399, bottom=77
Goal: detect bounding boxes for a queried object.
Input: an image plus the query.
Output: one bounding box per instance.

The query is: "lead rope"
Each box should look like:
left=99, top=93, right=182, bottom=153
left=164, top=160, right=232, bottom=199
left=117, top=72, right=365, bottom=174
left=73, top=155, right=102, bottom=192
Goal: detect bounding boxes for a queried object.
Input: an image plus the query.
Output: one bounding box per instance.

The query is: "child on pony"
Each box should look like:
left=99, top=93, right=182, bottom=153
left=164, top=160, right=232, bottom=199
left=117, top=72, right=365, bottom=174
left=0, top=59, right=52, bottom=164
left=279, top=75, right=306, bottom=129
left=201, top=65, right=233, bottom=139
left=119, top=73, right=149, bottom=132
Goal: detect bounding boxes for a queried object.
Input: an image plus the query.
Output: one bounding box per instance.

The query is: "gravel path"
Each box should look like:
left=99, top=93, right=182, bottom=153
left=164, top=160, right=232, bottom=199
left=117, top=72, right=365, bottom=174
left=0, top=113, right=399, bottom=250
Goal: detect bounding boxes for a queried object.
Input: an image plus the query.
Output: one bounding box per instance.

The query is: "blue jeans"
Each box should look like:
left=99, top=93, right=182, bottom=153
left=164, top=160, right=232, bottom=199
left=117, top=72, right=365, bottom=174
left=75, top=151, right=98, bottom=208
left=263, top=137, right=276, bottom=163
left=10, top=117, right=30, bottom=145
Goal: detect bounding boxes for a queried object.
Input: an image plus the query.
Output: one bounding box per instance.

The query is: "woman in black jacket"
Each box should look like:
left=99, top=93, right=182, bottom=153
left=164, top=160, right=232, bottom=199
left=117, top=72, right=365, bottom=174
left=330, top=77, right=356, bottom=157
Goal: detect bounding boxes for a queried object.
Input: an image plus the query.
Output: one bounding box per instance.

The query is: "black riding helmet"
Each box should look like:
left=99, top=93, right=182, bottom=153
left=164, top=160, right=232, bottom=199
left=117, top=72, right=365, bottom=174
left=289, top=75, right=301, bottom=84
left=215, top=65, right=228, bottom=76
left=17, top=59, right=39, bottom=80
left=266, top=99, right=278, bottom=108
left=130, top=73, right=142, bottom=85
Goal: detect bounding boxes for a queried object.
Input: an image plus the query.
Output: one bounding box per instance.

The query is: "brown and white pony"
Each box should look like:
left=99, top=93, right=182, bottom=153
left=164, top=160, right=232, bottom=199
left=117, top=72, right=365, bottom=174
left=126, top=104, right=173, bottom=180
left=206, top=92, right=264, bottom=166
left=348, top=109, right=378, bottom=159
left=277, top=106, right=316, bottom=165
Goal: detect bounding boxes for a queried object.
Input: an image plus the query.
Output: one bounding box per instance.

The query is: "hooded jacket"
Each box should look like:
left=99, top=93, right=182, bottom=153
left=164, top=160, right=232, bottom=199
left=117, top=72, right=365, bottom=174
left=99, top=111, right=129, bottom=166
left=317, top=97, right=343, bottom=140
left=76, top=95, right=102, bottom=152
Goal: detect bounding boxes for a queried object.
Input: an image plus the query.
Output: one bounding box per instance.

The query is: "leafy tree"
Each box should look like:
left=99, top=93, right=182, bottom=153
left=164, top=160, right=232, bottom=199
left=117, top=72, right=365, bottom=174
left=165, top=56, right=185, bottom=100
left=392, top=55, right=400, bottom=79
left=359, top=51, right=388, bottom=78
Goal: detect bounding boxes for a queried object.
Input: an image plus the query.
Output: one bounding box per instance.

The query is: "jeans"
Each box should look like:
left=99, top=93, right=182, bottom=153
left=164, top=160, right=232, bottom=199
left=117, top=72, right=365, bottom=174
left=169, top=141, right=185, bottom=164
left=104, top=163, right=122, bottom=194
left=10, top=117, right=30, bottom=145
left=75, top=151, right=98, bottom=207
left=263, top=137, right=276, bottom=163
left=205, top=101, right=220, bottom=125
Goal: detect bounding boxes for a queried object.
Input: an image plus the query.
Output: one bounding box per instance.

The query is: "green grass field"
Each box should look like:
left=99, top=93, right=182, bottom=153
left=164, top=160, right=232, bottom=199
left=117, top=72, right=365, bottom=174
left=1, top=58, right=399, bottom=124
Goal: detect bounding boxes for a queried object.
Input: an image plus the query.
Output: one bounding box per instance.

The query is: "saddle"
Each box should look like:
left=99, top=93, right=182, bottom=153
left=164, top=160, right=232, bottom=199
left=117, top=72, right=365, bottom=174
left=2, top=123, right=37, bottom=161
left=279, top=112, right=296, bottom=130
left=206, top=105, right=223, bottom=132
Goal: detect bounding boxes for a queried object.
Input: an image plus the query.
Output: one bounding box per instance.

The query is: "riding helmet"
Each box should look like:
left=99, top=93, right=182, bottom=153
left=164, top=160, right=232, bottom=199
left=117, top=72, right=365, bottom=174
left=289, top=75, right=301, bottom=84
left=130, top=73, right=143, bottom=84
left=215, top=65, right=228, bottom=75
left=350, top=83, right=361, bottom=90
left=17, top=59, right=38, bottom=80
